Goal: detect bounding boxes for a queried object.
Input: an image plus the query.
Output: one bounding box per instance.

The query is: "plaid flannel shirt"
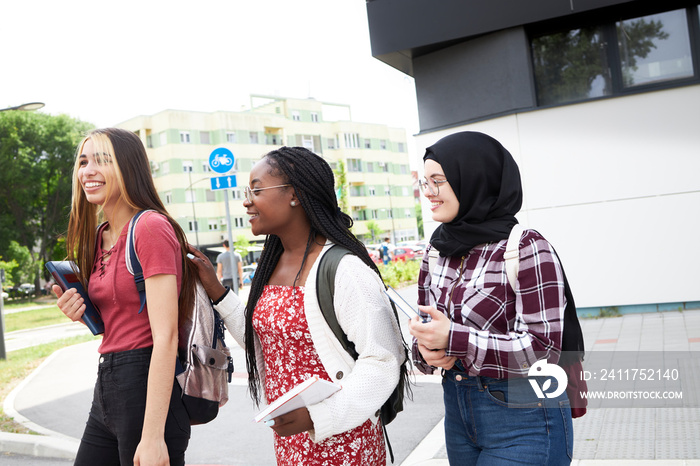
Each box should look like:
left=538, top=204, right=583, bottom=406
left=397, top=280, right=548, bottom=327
left=413, top=229, right=566, bottom=378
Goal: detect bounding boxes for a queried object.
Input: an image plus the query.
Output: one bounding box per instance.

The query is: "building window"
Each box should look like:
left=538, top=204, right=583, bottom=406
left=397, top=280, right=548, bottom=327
left=531, top=7, right=697, bottom=106
left=202, top=163, right=212, bottom=173
left=380, top=139, right=387, bottom=150
left=292, top=111, right=301, bottom=121
left=400, top=164, right=408, bottom=175
left=234, top=217, right=245, bottom=228
left=618, top=9, right=693, bottom=88
left=208, top=220, right=218, bottom=230
left=188, top=221, right=198, bottom=232
left=161, top=161, right=170, bottom=175
left=206, top=189, right=215, bottom=202
left=364, top=139, right=371, bottom=149
left=404, top=208, right=412, bottom=218
left=327, top=138, right=336, bottom=149
left=302, top=135, right=314, bottom=151
left=200, top=131, right=210, bottom=144
left=347, top=158, right=362, bottom=172
left=180, top=131, right=191, bottom=143
left=226, top=132, right=236, bottom=143
left=183, top=161, right=193, bottom=173
left=185, top=190, right=195, bottom=203
left=250, top=132, right=259, bottom=144
left=385, top=186, right=391, bottom=196
left=371, top=209, right=379, bottom=219
left=147, top=135, right=153, bottom=148
left=343, top=133, right=360, bottom=149
left=368, top=187, right=376, bottom=196
left=397, top=142, right=406, bottom=152
left=159, top=132, right=167, bottom=146
left=311, top=112, right=319, bottom=122
left=367, top=162, right=375, bottom=173
left=164, top=192, right=172, bottom=204
left=232, top=189, right=242, bottom=200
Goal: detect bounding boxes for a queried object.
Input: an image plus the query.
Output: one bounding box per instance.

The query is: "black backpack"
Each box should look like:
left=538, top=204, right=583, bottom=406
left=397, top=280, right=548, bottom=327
left=316, top=245, right=411, bottom=463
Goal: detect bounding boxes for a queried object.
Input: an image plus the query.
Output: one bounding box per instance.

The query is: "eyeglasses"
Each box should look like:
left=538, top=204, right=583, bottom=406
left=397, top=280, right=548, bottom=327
left=244, top=184, right=291, bottom=204
left=417, top=177, right=449, bottom=196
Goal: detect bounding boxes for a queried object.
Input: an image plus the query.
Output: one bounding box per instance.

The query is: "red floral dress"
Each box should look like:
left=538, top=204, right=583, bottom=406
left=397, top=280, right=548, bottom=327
left=253, top=285, right=385, bottom=465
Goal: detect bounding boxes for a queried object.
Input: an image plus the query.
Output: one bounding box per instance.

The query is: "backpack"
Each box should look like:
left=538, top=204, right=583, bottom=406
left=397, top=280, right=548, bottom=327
left=125, top=210, right=234, bottom=425
left=316, top=245, right=411, bottom=463
left=504, top=224, right=587, bottom=418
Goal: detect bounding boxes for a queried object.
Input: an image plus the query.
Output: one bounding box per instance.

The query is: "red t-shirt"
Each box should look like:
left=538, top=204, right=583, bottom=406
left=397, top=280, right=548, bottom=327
left=88, top=212, right=182, bottom=354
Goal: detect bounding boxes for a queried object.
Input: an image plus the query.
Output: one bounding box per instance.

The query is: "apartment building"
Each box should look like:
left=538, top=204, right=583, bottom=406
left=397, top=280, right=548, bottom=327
left=116, top=95, right=418, bottom=253
left=367, top=1, right=700, bottom=313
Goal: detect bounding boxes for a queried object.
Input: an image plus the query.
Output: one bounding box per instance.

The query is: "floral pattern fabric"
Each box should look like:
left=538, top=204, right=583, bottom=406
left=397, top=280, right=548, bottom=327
left=253, top=285, right=385, bottom=465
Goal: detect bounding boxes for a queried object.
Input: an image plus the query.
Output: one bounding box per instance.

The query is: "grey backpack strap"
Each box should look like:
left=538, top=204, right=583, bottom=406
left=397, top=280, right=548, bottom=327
left=316, top=245, right=358, bottom=358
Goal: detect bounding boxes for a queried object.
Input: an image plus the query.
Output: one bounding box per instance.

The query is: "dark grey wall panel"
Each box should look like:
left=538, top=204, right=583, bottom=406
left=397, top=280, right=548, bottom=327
left=367, top=0, right=635, bottom=59
left=413, top=27, right=536, bottom=132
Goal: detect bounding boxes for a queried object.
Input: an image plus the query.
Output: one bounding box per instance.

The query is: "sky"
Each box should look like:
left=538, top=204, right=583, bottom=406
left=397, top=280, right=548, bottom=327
left=2, top=0, right=419, bottom=150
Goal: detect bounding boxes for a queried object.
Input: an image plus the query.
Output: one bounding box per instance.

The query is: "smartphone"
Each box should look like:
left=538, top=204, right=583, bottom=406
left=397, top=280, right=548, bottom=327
left=45, top=261, right=104, bottom=335
left=384, top=285, right=429, bottom=322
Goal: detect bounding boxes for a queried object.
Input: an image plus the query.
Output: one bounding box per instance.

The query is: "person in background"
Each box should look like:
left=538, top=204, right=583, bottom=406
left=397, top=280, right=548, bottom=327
left=409, top=131, right=573, bottom=465
left=53, top=128, right=195, bottom=466
left=187, top=146, right=406, bottom=466
left=216, top=240, right=243, bottom=294
left=380, top=237, right=394, bottom=265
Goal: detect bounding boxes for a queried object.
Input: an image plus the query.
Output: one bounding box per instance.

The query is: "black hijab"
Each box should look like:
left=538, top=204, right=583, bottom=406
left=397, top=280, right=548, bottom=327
left=424, top=131, right=523, bottom=257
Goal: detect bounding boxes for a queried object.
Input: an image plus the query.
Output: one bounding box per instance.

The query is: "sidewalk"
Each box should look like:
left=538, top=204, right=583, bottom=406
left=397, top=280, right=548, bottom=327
left=2, top=303, right=700, bottom=464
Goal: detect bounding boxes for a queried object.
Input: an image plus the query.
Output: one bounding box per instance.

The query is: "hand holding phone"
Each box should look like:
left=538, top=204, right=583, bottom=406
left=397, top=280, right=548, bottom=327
left=384, top=286, right=430, bottom=323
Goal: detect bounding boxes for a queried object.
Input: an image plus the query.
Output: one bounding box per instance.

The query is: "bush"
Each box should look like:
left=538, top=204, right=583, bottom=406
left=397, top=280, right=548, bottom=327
left=378, top=260, right=420, bottom=288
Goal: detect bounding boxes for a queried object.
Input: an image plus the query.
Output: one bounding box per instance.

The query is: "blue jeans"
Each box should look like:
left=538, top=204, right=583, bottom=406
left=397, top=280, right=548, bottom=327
left=74, top=347, right=190, bottom=466
left=442, top=368, right=573, bottom=465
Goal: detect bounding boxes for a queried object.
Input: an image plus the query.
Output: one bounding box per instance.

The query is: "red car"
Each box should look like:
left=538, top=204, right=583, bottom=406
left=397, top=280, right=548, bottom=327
left=392, top=247, right=417, bottom=262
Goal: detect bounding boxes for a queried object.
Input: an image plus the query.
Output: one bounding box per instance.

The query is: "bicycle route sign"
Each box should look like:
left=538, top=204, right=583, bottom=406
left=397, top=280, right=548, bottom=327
left=208, top=147, right=235, bottom=174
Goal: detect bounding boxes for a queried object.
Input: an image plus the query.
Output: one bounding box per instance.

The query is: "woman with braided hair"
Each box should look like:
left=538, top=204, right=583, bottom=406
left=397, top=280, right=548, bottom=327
left=187, top=146, right=405, bottom=465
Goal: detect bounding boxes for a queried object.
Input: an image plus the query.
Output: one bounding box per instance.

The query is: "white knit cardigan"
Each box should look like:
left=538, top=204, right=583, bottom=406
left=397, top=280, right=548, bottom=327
left=213, top=243, right=405, bottom=443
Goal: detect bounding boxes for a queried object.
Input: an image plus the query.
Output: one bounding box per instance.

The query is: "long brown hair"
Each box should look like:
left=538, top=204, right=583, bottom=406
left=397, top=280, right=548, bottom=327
left=66, top=127, right=196, bottom=323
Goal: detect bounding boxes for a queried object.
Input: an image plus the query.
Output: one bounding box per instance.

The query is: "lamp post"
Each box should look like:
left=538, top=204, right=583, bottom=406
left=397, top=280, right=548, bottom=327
left=387, top=178, right=397, bottom=244
left=186, top=172, right=209, bottom=249
left=0, top=102, right=45, bottom=112
left=0, top=101, right=45, bottom=360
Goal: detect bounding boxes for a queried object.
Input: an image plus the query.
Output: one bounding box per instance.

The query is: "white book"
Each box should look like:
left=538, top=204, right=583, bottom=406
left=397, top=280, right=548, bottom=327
left=254, top=375, right=341, bottom=423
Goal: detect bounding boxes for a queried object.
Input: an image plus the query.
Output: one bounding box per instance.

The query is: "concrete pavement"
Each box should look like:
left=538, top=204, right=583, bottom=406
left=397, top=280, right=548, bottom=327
left=2, top=287, right=700, bottom=464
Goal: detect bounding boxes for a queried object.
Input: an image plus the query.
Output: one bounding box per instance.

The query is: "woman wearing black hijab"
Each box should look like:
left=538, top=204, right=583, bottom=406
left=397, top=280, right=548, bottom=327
left=409, top=132, right=574, bottom=465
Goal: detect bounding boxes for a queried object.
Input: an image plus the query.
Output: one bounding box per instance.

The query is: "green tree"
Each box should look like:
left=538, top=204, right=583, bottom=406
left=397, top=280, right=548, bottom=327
left=234, top=234, right=252, bottom=258
left=333, top=159, right=349, bottom=214
left=415, top=202, right=424, bottom=239
left=3, top=241, right=32, bottom=285
left=365, top=220, right=383, bottom=243
left=0, top=112, right=94, bottom=288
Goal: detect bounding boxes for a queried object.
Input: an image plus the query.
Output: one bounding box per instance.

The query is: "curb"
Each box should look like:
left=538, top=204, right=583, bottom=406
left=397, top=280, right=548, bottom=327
left=0, top=432, right=78, bottom=459
left=2, top=343, right=83, bottom=459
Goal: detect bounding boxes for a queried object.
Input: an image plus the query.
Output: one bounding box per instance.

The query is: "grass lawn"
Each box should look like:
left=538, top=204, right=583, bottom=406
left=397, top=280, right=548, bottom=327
left=0, top=334, right=96, bottom=433
left=4, top=305, right=66, bottom=332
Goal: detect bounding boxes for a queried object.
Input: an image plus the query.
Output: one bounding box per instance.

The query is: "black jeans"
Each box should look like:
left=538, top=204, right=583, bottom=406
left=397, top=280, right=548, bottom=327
left=74, top=347, right=190, bottom=466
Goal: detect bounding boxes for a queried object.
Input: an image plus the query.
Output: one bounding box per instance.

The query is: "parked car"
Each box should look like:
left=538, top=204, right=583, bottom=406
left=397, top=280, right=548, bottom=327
left=18, top=283, right=35, bottom=295
left=392, top=247, right=417, bottom=262
left=242, top=265, right=257, bottom=285
left=2, top=291, right=8, bottom=300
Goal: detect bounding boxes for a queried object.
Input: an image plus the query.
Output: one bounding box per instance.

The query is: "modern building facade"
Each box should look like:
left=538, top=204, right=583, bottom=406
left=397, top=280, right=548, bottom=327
left=367, top=1, right=700, bottom=313
left=116, top=95, right=418, bottom=256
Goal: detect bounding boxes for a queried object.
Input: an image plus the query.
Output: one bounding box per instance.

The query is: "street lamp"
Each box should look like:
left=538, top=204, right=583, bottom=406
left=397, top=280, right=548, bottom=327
left=187, top=172, right=209, bottom=248
left=0, top=102, right=45, bottom=112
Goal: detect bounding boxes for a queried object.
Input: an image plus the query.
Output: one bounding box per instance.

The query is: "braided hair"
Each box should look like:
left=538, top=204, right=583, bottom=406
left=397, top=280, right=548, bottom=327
left=244, top=146, right=381, bottom=403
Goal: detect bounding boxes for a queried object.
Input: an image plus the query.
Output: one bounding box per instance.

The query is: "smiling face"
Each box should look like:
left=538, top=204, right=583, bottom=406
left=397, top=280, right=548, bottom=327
left=244, top=158, right=295, bottom=236
left=77, top=138, right=119, bottom=209
left=423, top=159, right=459, bottom=224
